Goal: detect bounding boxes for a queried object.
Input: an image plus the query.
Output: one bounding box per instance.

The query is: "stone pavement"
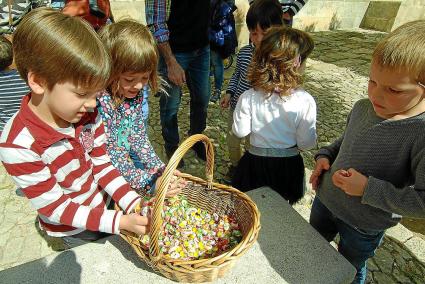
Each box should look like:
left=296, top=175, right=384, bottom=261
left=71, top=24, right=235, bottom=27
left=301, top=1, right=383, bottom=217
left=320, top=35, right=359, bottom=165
left=1, top=29, right=425, bottom=283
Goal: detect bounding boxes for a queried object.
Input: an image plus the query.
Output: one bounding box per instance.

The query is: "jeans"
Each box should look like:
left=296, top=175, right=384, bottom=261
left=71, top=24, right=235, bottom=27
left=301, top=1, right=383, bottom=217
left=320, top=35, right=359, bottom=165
left=310, top=197, right=384, bottom=284
left=210, top=49, right=224, bottom=94
left=158, top=45, right=211, bottom=151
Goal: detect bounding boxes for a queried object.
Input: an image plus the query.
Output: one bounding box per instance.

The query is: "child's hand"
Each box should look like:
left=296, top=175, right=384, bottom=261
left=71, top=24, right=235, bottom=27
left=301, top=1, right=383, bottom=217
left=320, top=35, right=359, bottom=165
left=119, top=213, right=150, bottom=235
left=332, top=168, right=368, bottom=196
left=309, top=157, right=330, bottom=190
left=166, top=170, right=187, bottom=197
left=220, top=93, right=231, bottom=109
left=155, top=170, right=187, bottom=197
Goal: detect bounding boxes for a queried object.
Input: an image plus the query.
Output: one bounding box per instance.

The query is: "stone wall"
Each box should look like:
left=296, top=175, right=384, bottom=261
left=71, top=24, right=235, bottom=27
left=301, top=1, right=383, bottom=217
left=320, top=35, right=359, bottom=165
left=294, top=0, right=425, bottom=32
left=293, top=0, right=371, bottom=31
left=110, top=0, right=425, bottom=34
left=392, top=0, right=425, bottom=30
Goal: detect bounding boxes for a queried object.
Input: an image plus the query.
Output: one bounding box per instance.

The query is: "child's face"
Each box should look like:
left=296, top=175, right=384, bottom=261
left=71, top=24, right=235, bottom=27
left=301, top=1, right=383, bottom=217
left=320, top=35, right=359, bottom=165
left=368, top=60, right=425, bottom=119
left=38, top=82, right=98, bottom=128
left=249, top=24, right=266, bottom=47
left=118, top=71, right=151, bottom=99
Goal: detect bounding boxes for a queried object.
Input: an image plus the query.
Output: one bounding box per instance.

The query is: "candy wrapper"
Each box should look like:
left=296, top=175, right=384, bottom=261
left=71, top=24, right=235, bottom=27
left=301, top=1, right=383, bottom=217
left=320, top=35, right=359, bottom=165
left=137, top=194, right=242, bottom=260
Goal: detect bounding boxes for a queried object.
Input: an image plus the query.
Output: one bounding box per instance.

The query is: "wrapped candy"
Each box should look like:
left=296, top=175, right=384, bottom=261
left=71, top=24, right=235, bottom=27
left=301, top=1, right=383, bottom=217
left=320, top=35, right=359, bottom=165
left=137, top=194, right=242, bottom=260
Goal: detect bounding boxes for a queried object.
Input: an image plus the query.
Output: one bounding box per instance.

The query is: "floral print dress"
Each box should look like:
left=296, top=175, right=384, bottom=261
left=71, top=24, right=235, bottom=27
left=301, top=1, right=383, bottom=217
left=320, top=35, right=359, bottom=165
left=97, top=90, right=165, bottom=194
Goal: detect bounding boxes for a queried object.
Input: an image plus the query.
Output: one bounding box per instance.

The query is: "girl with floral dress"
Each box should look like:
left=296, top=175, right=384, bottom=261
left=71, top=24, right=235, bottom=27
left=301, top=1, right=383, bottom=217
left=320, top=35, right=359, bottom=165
left=97, top=19, right=182, bottom=194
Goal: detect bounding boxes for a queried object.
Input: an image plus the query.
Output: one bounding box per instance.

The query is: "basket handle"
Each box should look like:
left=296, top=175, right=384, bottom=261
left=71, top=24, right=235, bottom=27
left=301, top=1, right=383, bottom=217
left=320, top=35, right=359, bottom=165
left=149, top=134, right=214, bottom=263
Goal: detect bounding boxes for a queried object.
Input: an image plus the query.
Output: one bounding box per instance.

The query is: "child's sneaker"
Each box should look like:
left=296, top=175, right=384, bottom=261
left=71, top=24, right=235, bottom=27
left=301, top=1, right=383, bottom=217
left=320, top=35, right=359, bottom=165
left=222, top=165, right=236, bottom=184
left=210, top=91, right=221, bottom=103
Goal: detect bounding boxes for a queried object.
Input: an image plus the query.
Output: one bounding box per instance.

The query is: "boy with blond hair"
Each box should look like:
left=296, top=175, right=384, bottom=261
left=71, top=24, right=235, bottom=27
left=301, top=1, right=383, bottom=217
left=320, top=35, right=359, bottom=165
left=0, top=8, right=149, bottom=248
left=309, top=20, right=425, bottom=284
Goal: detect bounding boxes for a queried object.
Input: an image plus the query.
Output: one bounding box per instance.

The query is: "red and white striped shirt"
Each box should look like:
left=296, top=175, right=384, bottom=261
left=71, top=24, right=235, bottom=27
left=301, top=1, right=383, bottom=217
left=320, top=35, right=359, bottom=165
left=0, top=94, right=141, bottom=237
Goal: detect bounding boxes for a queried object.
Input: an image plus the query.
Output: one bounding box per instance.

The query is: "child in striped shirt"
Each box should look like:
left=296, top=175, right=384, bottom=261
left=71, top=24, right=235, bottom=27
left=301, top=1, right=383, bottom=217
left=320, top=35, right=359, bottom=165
left=220, top=0, right=283, bottom=183
left=0, top=35, right=29, bottom=133
left=0, top=8, right=151, bottom=248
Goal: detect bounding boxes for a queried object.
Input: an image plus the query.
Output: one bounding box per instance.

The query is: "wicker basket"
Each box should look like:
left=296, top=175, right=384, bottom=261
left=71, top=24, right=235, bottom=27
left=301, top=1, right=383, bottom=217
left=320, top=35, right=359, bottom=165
left=117, top=134, right=261, bottom=282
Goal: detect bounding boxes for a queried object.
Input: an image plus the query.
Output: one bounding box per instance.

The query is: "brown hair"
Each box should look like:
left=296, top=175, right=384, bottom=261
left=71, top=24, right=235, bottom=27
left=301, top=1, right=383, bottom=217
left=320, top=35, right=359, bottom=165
left=0, top=35, right=13, bottom=71
left=373, top=20, right=425, bottom=84
left=298, top=30, right=314, bottom=63
left=248, top=26, right=313, bottom=96
left=99, top=19, right=160, bottom=106
left=13, top=8, right=111, bottom=91
left=246, top=0, right=283, bottom=31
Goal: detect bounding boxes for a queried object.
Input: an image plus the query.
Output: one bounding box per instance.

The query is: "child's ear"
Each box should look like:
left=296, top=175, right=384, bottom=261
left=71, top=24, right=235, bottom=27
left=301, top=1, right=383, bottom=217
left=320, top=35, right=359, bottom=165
left=27, top=71, right=46, bottom=95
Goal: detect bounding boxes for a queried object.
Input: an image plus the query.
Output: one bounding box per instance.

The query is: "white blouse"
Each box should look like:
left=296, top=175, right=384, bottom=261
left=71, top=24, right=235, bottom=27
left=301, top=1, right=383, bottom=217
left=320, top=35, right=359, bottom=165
left=232, top=88, right=317, bottom=151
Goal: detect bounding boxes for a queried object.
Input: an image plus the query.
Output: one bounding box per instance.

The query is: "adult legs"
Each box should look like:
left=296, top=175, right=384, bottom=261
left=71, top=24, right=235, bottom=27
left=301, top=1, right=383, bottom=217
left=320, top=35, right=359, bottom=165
left=210, top=49, right=224, bottom=101
left=186, top=45, right=211, bottom=137
left=158, top=55, right=190, bottom=153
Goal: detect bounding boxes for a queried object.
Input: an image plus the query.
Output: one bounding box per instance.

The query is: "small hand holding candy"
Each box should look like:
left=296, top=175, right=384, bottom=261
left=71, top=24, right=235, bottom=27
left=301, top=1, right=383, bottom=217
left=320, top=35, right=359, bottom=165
left=331, top=168, right=368, bottom=197
left=165, top=170, right=187, bottom=197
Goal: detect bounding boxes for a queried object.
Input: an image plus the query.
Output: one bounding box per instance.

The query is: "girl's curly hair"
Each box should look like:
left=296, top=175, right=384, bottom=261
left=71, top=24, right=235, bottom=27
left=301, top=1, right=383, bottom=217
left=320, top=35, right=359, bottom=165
left=248, top=26, right=312, bottom=97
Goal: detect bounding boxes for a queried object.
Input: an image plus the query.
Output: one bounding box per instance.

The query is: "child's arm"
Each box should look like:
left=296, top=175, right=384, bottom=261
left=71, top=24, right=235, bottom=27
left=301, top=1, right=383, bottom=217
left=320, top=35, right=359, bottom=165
left=0, top=143, right=124, bottom=234
left=296, top=94, right=317, bottom=151
left=97, top=94, right=164, bottom=193
left=119, top=119, right=165, bottom=193
left=310, top=157, right=330, bottom=190
left=232, top=90, right=252, bottom=138
left=225, top=50, right=243, bottom=105
left=89, top=113, right=141, bottom=212
left=333, top=149, right=425, bottom=218
left=129, top=118, right=165, bottom=172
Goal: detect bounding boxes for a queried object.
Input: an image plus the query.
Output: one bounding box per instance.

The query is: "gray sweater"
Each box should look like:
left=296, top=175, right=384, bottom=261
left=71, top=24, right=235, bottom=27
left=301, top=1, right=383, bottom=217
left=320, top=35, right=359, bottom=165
left=316, top=99, right=425, bottom=231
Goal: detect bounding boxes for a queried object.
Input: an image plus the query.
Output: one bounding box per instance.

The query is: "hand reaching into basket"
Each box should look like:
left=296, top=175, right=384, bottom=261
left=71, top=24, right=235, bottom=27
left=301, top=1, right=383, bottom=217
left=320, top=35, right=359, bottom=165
left=158, top=170, right=187, bottom=198
left=119, top=213, right=150, bottom=235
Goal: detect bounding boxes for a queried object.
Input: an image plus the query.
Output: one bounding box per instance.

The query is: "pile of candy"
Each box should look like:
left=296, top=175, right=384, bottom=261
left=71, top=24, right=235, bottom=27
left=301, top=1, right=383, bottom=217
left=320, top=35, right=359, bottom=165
left=138, top=195, right=242, bottom=260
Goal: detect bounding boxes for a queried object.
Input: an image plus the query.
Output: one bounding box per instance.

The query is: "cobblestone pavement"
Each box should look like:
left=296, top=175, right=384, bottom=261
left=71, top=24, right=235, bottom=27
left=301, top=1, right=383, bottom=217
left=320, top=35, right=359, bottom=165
left=1, top=29, right=425, bottom=283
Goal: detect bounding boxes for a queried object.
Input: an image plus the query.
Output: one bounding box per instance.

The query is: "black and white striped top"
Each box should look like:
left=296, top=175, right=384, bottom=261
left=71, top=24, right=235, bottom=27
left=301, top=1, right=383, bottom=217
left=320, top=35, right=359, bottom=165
left=227, top=43, right=254, bottom=110
left=0, top=69, right=29, bottom=131
left=248, top=0, right=309, bottom=16
left=279, top=0, right=308, bottom=16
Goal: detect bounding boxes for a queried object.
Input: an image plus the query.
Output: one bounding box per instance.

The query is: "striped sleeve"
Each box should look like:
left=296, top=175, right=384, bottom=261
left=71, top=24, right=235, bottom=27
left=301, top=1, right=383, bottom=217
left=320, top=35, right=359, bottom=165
left=280, top=0, right=308, bottom=16
left=0, top=71, right=30, bottom=132
left=89, top=113, right=141, bottom=213
left=0, top=142, right=122, bottom=234
left=226, top=50, right=242, bottom=96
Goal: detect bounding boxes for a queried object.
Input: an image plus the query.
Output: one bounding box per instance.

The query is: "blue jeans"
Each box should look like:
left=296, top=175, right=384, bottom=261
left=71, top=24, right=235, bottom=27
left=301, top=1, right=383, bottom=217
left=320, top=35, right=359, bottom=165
left=158, top=45, right=211, bottom=151
left=309, top=197, right=384, bottom=284
left=210, top=49, right=224, bottom=93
